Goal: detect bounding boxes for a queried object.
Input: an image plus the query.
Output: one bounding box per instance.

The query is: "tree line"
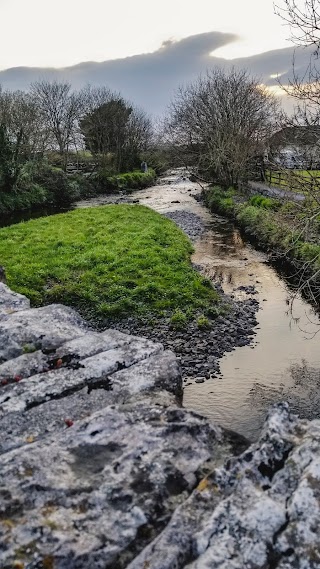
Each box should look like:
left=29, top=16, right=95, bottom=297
left=0, top=82, right=153, bottom=196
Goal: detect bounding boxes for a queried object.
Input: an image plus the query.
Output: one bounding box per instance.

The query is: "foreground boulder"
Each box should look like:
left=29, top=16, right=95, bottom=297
left=0, top=284, right=319, bottom=568
left=130, top=402, right=320, bottom=568
left=0, top=284, right=241, bottom=568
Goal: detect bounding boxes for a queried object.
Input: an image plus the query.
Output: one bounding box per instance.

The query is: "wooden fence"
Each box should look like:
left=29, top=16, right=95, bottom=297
left=265, top=169, right=320, bottom=191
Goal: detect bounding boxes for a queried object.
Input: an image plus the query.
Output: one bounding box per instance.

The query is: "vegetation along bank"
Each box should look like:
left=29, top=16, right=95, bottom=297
left=0, top=202, right=259, bottom=380
left=204, top=186, right=320, bottom=304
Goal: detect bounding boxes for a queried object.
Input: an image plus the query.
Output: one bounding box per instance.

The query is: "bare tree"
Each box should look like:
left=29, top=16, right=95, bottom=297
left=0, top=87, right=50, bottom=188
left=0, top=87, right=48, bottom=159
left=271, top=1, right=320, bottom=308
left=124, top=107, right=153, bottom=170
left=275, top=0, right=320, bottom=51
left=165, top=68, right=278, bottom=188
left=31, top=80, right=83, bottom=168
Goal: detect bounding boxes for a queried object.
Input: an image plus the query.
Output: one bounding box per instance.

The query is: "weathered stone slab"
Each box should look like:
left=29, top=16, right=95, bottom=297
left=111, top=351, right=182, bottom=398
left=0, top=330, right=159, bottom=384
left=0, top=304, right=88, bottom=362
left=0, top=282, right=30, bottom=318
left=129, top=403, right=320, bottom=569
left=0, top=353, right=180, bottom=456
left=0, top=401, right=227, bottom=569
left=55, top=329, right=136, bottom=359
left=0, top=338, right=165, bottom=417
left=1, top=284, right=318, bottom=569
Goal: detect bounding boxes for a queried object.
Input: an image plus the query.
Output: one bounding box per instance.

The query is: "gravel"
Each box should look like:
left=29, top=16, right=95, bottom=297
left=164, top=210, right=206, bottom=241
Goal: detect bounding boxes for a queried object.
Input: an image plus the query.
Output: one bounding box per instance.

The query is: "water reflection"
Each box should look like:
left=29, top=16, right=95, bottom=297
left=129, top=174, right=320, bottom=441
left=185, top=222, right=320, bottom=440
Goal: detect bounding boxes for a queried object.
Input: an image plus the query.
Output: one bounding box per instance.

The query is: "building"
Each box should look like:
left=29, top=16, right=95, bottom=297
left=267, top=126, right=320, bottom=169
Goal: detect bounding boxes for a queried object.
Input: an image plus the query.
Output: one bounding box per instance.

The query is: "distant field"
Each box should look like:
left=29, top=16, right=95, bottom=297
left=265, top=169, right=320, bottom=192
left=0, top=205, right=219, bottom=323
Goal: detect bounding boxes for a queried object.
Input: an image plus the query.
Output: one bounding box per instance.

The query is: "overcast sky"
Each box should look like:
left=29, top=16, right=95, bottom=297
left=0, top=0, right=292, bottom=70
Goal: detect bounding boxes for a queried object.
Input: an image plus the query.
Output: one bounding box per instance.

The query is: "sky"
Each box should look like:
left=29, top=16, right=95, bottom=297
left=0, top=0, right=292, bottom=70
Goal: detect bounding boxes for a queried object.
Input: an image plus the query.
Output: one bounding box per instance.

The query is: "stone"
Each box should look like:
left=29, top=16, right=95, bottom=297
left=0, top=282, right=30, bottom=319
left=129, top=403, right=320, bottom=569
left=0, top=304, right=88, bottom=363
left=0, top=285, right=238, bottom=569
left=0, top=285, right=319, bottom=569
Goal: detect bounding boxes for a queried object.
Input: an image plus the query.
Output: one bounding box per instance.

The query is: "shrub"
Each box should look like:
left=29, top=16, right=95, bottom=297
left=197, top=314, right=210, bottom=329
left=206, top=186, right=235, bottom=215
left=170, top=309, right=188, bottom=329
left=249, top=195, right=280, bottom=210
left=93, top=168, right=156, bottom=194
left=31, top=164, right=80, bottom=205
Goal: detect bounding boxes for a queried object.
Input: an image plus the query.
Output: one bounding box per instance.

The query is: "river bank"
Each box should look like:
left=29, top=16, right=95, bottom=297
left=1, top=170, right=319, bottom=440
left=95, top=172, right=319, bottom=440
left=110, top=209, right=259, bottom=384
left=204, top=185, right=320, bottom=308
left=0, top=168, right=156, bottom=217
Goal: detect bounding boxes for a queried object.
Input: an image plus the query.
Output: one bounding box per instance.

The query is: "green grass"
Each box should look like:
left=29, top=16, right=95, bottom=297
left=94, top=169, right=156, bottom=193
left=0, top=204, right=219, bottom=322
left=204, top=186, right=320, bottom=298
left=265, top=169, right=320, bottom=193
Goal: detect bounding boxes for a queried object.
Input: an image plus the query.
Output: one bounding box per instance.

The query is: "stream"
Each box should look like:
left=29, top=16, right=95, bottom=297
left=2, top=171, right=320, bottom=441
left=76, top=171, right=320, bottom=441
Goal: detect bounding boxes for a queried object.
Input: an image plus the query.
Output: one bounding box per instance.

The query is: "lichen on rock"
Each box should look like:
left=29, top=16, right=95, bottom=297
left=0, top=285, right=319, bottom=568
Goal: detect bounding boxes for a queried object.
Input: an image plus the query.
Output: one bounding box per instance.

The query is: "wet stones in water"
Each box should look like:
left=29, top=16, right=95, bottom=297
left=114, top=295, right=259, bottom=383
left=234, top=285, right=258, bottom=295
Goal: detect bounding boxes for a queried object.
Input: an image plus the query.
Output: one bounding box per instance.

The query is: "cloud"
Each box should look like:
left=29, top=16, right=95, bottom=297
left=0, top=32, right=314, bottom=116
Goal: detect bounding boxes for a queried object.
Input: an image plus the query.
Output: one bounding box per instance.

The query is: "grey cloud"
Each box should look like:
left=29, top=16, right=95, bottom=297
left=0, top=32, right=315, bottom=116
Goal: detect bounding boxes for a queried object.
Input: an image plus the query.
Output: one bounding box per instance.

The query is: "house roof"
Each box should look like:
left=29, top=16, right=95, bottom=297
left=270, top=126, right=320, bottom=147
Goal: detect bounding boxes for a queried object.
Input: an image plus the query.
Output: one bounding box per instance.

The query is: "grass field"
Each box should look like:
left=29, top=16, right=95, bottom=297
left=266, top=169, right=320, bottom=192
left=0, top=205, right=219, bottom=322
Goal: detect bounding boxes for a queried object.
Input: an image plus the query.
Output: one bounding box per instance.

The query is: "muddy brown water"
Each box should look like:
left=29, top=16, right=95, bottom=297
left=2, top=172, right=320, bottom=440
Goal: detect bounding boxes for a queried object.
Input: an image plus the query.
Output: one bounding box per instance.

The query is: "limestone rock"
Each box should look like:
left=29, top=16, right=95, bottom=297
left=0, top=282, right=30, bottom=319
left=0, top=285, right=318, bottom=569
left=0, top=304, right=88, bottom=363
left=0, top=286, right=239, bottom=569
left=129, top=403, right=320, bottom=569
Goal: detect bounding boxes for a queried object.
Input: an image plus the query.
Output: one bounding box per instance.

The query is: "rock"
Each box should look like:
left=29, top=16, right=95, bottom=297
left=129, top=403, right=320, bottom=569
left=2, top=292, right=318, bottom=567
left=0, top=282, right=30, bottom=319
left=0, top=304, right=88, bottom=363
left=0, top=398, right=237, bottom=569
left=164, top=211, right=205, bottom=242
left=0, top=284, right=242, bottom=569
left=0, top=266, right=6, bottom=284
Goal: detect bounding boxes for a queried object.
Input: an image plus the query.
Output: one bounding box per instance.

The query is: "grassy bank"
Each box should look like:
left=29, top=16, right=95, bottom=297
left=0, top=168, right=156, bottom=216
left=92, top=169, right=156, bottom=194
left=0, top=205, right=219, bottom=323
left=205, top=186, right=320, bottom=298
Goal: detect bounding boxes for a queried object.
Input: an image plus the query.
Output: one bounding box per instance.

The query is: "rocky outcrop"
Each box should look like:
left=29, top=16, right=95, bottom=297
left=0, top=284, right=242, bottom=568
left=0, top=283, right=319, bottom=569
left=130, top=402, right=320, bottom=568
